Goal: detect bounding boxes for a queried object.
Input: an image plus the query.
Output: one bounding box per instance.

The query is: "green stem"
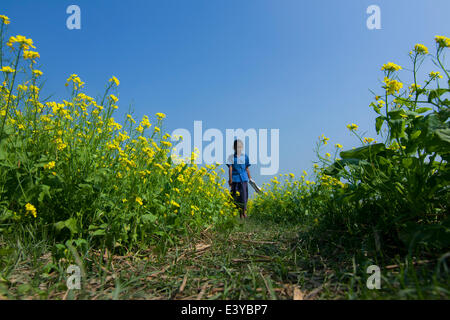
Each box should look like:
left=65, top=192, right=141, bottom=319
left=436, top=49, right=450, bottom=80
left=0, top=47, right=22, bottom=142
left=413, top=54, right=418, bottom=111
left=0, top=23, right=4, bottom=69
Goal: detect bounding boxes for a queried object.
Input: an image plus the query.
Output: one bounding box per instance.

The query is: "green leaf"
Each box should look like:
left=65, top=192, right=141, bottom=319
left=38, top=185, right=51, bottom=203
left=428, top=88, right=449, bottom=102
left=54, top=221, right=66, bottom=232
left=340, top=143, right=386, bottom=160
left=388, top=109, right=407, bottom=120
left=92, top=229, right=106, bottom=236
left=323, top=158, right=365, bottom=176
left=438, top=107, right=450, bottom=122
left=426, top=128, right=450, bottom=153
left=410, top=130, right=421, bottom=140
left=54, top=218, right=78, bottom=235
left=435, top=128, right=450, bottom=144
left=389, top=119, right=406, bottom=139
left=375, top=116, right=385, bottom=134
left=402, top=158, right=413, bottom=168
left=415, top=107, right=432, bottom=114
left=78, top=183, right=93, bottom=192
left=442, top=99, right=450, bottom=107
left=64, top=218, right=78, bottom=235
left=142, top=213, right=158, bottom=224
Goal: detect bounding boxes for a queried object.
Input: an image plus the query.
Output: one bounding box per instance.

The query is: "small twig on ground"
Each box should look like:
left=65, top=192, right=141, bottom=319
left=385, top=259, right=432, bottom=270
left=179, top=273, right=188, bottom=293
left=259, top=271, right=276, bottom=300
left=304, top=284, right=325, bottom=300
left=196, top=282, right=208, bottom=300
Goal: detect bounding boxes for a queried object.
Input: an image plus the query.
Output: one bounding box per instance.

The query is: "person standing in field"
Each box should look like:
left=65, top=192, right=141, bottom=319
left=226, top=139, right=251, bottom=219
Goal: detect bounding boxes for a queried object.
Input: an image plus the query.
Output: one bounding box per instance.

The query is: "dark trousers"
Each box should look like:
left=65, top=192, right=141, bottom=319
left=231, top=181, right=248, bottom=210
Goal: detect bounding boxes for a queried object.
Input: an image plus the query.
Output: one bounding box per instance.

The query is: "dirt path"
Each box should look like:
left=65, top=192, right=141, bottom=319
left=3, top=217, right=335, bottom=299
left=148, top=217, right=330, bottom=300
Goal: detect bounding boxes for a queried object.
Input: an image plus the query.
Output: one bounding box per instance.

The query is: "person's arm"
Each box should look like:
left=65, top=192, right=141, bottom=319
left=228, top=165, right=233, bottom=186
left=245, top=155, right=252, bottom=180
left=246, top=167, right=252, bottom=180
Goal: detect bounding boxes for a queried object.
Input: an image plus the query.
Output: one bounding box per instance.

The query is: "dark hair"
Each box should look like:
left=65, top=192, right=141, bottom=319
left=233, top=139, right=243, bottom=154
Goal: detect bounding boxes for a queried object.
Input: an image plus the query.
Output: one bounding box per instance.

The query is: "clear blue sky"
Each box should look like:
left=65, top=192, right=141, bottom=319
left=2, top=0, right=449, bottom=186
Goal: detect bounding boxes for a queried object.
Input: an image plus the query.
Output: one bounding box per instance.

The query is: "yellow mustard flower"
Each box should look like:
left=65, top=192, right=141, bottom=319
left=7, top=35, right=35, bottom=49
left=161, top=141, right=172, bottom=147
left=435, top=35, right=450, bottom=48
left=33, top=69, right=43, bottom=77
left=383, top=77, right=403, bottom=95
left=139, top=116, right=151, bottom=129
left=170, top=200, right=180, bottom=208
left=381, top=62, right=402, bottom=72
left=109, top=76, right=120, bottom=86
left=409, top=83, right=421, bottom=92
left=126, top=114, right=135, bottom=123
left=65, top=74, right=85, bottom=88
left=0, top=15, right=10, bottom=25
left=414, top=44, right=428, bottom=55
left=429, top=71, right=443, bottom=79
left=23, top=50, right=40, bottom=60
left=109, top=94, right=119, bottom=103
left=44, top=161, right=56, bottom=170
left=25, top=203, right=37, bottom=218
left=1, top=66, right=15, bottom=73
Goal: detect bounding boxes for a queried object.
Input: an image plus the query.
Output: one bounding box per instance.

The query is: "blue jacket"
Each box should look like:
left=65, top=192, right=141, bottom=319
left=226, top=153, right=250, bottom=182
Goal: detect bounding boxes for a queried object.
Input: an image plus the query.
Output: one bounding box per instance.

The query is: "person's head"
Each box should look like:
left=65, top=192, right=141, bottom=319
left=233, top=139, right=243, bottom=155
